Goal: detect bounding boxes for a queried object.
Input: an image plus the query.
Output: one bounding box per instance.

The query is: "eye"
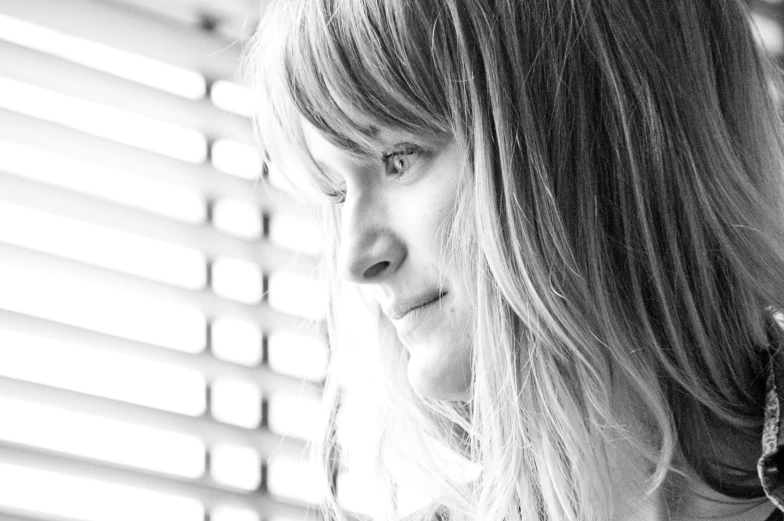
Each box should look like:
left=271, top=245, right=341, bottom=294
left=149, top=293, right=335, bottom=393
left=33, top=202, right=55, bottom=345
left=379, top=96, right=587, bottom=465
left=381, top=147, right=420, bottom=178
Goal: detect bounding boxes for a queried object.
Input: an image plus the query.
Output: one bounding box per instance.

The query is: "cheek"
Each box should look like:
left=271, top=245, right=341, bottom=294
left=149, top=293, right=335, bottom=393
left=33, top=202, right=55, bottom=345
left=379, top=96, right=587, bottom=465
left=392, top=182, right=461, bottom=258
left=409, top=334, right=472, bottom=400
left=404, top=295, right=474, bottom=400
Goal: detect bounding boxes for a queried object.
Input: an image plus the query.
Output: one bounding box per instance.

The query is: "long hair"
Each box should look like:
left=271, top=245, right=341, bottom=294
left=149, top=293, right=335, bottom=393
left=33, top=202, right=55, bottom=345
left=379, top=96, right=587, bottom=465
left=246, top=1, right=784, bottom=520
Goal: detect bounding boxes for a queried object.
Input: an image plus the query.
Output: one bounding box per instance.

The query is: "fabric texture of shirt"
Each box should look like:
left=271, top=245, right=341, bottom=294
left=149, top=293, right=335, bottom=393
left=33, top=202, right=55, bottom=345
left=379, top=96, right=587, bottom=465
left=760, top=345, right=784, bottom=520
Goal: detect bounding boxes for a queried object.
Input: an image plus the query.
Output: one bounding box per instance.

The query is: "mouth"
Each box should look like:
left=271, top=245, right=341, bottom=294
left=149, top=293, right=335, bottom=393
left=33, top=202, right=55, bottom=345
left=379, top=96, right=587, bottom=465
left=390, top=291, right=447, bottom=321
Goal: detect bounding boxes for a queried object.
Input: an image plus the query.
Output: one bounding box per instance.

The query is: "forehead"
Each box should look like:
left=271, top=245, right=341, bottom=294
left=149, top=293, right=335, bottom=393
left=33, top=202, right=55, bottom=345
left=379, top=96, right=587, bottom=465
left=302, top=122, right=371, bottom=179
left=302, top=119, right=371, bottom=158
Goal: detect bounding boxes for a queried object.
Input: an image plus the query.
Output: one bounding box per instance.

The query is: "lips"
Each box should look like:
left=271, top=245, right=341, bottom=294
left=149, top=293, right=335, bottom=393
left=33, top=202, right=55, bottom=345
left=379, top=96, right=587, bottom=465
left=387, top=291, right=447, bottom=321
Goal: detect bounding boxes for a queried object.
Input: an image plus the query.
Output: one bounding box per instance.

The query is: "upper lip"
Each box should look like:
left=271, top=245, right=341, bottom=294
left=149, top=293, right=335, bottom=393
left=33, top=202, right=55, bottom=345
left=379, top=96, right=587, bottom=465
left=385, top=291, right=446, bottom=320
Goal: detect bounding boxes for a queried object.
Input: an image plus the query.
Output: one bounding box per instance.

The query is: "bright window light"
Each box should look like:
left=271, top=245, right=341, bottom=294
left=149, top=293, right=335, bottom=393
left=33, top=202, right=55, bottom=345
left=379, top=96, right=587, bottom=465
left=0, top=203, right=206, bottom=290
left=268, top=213, right=322, bottom=255
left=0, top=462, right=204, bottom=521
left=0, top=140, right=206, bottom=224
left=267, top=272, right=326, bottom=319
left=210, top=378, right=262, bottom=429
left=210, top=444, right=261, bottom=491
left=266, top=163, right=290, bottom=191
left=267, top=394, right=321, bottom=441
left=210, top=80, right=254, bottom=118
left=267, top=455, right=323, bottom=504
left=0, top=328, right=206, bottom=416
left=212, top=198, right=263, bottom=239
left=394, top=479, right=435, bottom=518
left=751, top=13, right=783, bottom=55
left=379, top=453, right=445, bottom=518
left=0, top=396, right=204, bottom=478
left=0, top=258, right=206, bottom=353
left=267, top=331, right=328, bottom=382
left=211, top=316, right=263, bottom=366
left=0, top=77, right=207, bottom=163
left=211, top=257, right=263, bottom=304
left=211, top=139, right=261, bottom=180
left=0, top=13, right=206, bottom=99
left=384, top=441, right=483, bottom=518
left=337, top=470, right=380, bottom=517
left=211, top=505, right=260, bottom=521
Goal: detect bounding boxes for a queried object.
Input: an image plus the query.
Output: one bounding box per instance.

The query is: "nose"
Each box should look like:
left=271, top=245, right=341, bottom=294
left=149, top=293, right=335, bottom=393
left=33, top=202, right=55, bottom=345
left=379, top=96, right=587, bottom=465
left=337, top=193, right=405, bottom=283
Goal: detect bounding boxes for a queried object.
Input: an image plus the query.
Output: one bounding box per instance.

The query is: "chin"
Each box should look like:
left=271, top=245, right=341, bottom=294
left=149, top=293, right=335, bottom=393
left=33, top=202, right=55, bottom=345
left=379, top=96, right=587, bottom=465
left=406, top=346, right=471, bottom=401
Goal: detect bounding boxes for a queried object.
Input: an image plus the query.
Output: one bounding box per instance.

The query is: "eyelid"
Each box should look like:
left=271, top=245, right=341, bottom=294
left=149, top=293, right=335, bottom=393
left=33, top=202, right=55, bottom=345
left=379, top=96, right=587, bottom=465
left=380, top=145, right=420, bottom=163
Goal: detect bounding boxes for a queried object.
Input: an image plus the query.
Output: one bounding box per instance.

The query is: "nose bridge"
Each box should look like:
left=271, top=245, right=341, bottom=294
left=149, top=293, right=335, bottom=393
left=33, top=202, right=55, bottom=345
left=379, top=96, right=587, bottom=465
left=338, top=192, right=404, bottom=283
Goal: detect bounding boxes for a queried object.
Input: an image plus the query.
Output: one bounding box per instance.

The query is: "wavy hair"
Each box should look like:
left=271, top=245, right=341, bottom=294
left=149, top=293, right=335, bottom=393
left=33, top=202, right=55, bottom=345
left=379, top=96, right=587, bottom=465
left=246, top=1, right=784, bottom=520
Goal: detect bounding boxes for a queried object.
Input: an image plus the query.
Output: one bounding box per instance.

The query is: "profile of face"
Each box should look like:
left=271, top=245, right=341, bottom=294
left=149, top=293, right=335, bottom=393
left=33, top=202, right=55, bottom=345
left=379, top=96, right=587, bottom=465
left=302, top=124, right=473, bottom=401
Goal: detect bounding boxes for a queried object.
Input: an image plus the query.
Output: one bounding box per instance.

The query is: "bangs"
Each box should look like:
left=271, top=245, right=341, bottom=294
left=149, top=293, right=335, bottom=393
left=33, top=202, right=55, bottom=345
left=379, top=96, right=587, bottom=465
left=249, top=0, right=457, bottom=202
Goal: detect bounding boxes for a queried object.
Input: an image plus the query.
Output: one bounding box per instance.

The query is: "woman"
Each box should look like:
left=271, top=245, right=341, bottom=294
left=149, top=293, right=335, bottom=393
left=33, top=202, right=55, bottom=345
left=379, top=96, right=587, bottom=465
left=247, top=0, right=784, bottom=519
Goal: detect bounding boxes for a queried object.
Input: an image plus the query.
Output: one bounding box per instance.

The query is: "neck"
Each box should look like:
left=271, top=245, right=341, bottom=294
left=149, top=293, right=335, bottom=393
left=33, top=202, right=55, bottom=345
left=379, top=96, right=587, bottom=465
left=606, top=433, right=777, bottom=521
left=606, top=449, right=775, bottom=521
left=607, top=380, right=772, bottom=520
left=659, top=469, right=775, bottom=521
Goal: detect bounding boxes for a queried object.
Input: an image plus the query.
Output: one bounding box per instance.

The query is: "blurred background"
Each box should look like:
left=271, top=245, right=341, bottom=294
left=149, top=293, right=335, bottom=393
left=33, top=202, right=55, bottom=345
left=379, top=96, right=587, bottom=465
left=0, top=1, right=781, bottom=521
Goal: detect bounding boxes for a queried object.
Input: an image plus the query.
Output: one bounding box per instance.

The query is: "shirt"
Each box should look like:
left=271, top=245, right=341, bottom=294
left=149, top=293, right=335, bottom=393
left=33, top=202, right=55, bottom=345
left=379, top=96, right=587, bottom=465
left=760, top=347, right=784, bottom=520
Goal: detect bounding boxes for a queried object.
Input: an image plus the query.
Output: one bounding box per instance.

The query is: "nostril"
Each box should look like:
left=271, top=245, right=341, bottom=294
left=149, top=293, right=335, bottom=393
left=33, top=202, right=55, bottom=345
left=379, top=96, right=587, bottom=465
left=363, top=261, right=389, bottom=280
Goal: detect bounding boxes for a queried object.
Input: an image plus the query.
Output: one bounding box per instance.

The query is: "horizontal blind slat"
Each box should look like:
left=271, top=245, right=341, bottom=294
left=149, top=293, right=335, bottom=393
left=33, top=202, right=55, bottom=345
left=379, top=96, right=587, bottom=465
left=0, top=108, right=311, bottom=218
left=0, top=242, right=320, bottom=337
left=0, top=507, right=85, bottom=521
left=0, top=40, right=251, bottom=143
left=0, top=0, right=241, bottom=80
left=0, top=441, right=319, bottom=520
left=0, top=308, right=321, bottom=398
left=0, top=76, right=208, bottom=163
left=0, top=376, right=308, bottom=460
left=0, top=174, right=318, bottom=277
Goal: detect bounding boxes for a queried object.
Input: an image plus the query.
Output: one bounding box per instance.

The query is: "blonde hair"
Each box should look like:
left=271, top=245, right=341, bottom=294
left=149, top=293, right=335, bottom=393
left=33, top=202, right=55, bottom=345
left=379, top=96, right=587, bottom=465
left=246, top=1, right=784, bottom=520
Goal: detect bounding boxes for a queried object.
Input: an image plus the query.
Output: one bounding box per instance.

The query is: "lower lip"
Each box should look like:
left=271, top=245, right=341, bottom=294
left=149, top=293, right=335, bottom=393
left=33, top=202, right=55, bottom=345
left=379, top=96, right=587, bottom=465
left=393, top=293, right=447, bottom=335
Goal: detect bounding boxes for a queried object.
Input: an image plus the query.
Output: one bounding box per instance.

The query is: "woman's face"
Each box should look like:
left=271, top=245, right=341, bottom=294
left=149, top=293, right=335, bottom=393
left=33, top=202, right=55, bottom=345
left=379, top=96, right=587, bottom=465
left=303, top=124, right=473, bottom=401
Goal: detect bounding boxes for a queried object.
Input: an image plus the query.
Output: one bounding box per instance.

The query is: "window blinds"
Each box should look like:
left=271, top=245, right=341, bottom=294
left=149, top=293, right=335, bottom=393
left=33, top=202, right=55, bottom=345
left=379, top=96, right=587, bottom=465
left=0, top=0, right=334, bottom=520
left=1, top=1, right=781, bottom=521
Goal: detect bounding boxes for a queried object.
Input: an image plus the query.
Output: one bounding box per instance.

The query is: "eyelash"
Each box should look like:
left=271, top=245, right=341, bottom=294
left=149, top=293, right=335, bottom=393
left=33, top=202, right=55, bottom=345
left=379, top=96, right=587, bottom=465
left=325, top=147, right=421, bottom=205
